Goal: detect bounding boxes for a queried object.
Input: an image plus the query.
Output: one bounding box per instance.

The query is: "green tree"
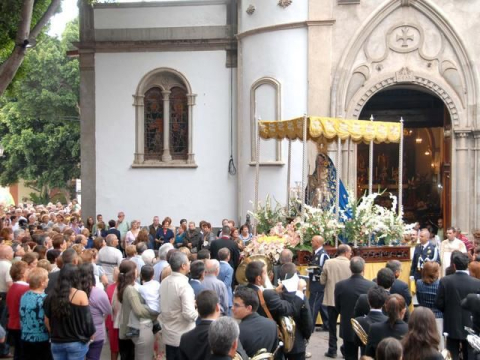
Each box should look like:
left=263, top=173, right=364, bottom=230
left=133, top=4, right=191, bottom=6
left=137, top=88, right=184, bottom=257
left=0, top=0, right=62, bottom=96
left=0, top=19, right=80, bottom=202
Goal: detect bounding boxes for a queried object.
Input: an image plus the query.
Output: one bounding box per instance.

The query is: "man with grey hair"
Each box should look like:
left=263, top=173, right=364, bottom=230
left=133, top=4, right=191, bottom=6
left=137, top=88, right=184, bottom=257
left=334, top=256, right=375, bottom=360
left=160, top=251, right=198, bottom=359
left=98, top=233, right=123, bottom=284
left=208, top=317, right=240, bottom=360
left=386, top=260, right=412, bottom=306
left=203, top=259, right=229, bottom=315
left=154, top=242, right=174, bottom=282
left=273, top=249, right=294, bottom=286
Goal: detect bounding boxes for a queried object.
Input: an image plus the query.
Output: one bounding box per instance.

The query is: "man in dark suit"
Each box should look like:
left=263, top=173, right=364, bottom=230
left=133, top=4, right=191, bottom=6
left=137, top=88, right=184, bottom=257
left=410, top=228, right=440, bottom=280
left=45, top=248, right=78, bottom=294
left=279, top=263, right=313, bottom=360
left=180, top=290, right=247, bottom=360
left=335, top=256, right=376, bottom=360
left=386, top=260, right=412, bottom=306
left=354, top=286, right=388, bottom=355
left=209, top=317, right=244, bottom=360
left=233, top=286, right=278, bottom=358
left=436, top=251, right=480, bottom=360
left=210, top=226, right=240, bottom=269
left=188, top=260, right=205, bottom=298
left=245, top=261, right=305, bottom=320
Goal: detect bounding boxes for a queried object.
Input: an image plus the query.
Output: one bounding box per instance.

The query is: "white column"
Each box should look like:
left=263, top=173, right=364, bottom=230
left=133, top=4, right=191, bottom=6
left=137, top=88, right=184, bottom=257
left=161, top=90, right=172, bottom=162
left=454, top=130, right=470, bottom=232
left=132, top=95, right=144, bottom=164
left=187, top=94, right=197, bottom=164
left=474, top=132, right=480, bottom=230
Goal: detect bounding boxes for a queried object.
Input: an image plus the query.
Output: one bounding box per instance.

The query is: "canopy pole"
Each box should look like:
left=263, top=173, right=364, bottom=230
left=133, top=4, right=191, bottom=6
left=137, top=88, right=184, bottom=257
left=301, top=114, right=308, bottom=220
left=336, top=136, right=341, bottom=248
left=254, top=119, right=261, bottom=235
left=286, top=139, right=292, bottom=215
left=398, top=117, right=404, bottom=215
left=346, top=138, right=351, bottom=188
left=368, top=115, right=374, bottom=195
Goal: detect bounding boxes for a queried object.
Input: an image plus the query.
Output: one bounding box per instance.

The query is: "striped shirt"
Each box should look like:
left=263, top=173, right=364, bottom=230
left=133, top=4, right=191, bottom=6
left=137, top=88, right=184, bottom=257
left=416, top=279, right=442, bottom=318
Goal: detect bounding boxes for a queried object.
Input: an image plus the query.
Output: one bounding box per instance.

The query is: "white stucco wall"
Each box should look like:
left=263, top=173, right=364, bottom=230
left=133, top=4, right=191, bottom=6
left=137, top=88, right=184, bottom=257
left=94, top=3, right=227, bottom=29
left=95, top=51, right=236, bottom=225
left=238, top=28, right=308, bottom=220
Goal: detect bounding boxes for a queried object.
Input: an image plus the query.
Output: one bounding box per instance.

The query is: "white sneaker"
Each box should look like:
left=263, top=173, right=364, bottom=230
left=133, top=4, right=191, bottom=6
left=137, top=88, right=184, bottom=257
left=305, top=352, right=312, bottom=358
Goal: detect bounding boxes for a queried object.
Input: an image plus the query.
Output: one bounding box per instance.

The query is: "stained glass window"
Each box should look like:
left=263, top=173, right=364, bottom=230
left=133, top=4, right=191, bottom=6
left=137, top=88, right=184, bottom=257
left=144, top=88, right=163, bottom=160
left=169, top=87, right=188, bottom=159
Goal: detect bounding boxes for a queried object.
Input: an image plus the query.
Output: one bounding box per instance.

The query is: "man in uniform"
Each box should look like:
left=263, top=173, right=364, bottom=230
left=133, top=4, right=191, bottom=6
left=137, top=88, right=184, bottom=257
left=410, top=228, right=440, bottom=281
left=308, top=235, right=330, bottom=332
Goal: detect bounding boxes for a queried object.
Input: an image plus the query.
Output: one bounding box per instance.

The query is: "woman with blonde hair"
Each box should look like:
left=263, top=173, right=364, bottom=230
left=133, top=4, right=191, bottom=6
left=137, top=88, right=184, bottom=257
left=125, top=220, right=140, bottom=248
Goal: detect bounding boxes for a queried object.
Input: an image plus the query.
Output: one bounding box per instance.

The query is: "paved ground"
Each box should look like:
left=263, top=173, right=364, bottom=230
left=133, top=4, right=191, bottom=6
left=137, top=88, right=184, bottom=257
left=100, top=326, right=343, bottom=360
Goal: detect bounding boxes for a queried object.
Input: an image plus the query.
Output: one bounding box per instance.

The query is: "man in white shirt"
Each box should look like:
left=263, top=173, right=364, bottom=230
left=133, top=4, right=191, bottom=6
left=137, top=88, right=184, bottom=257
left=160, top=251, right=198, bottom=359
left=440, top=227, right=467, bottom=276
left=98, top=234, right=123, bottom=284
left=153, top=243, right=173, bottom=282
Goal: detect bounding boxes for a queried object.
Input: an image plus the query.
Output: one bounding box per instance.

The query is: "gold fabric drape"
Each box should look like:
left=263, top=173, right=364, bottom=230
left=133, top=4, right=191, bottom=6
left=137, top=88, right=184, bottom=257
left=258, top=116, right=402, bottom=144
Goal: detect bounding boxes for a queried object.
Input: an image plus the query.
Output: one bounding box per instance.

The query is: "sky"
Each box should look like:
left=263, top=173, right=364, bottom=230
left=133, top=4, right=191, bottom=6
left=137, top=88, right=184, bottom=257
left=48, top=0, right=154, bottom=38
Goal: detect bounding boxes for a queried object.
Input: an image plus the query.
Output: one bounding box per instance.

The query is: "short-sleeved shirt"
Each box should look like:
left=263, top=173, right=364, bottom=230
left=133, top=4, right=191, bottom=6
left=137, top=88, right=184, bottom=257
left=0, top=260, right=12, bottom=293
left=20, top=291, right=49, bottom=342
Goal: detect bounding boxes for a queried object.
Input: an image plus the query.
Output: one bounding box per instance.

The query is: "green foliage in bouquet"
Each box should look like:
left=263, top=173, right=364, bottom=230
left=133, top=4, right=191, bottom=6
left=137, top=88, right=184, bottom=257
left=248, top=195, right=286, bottom=235
left=296, top=204, right=340, bottom=247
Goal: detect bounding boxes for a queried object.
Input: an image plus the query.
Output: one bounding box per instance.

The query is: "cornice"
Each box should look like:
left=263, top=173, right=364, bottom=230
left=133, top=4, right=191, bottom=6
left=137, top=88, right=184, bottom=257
left=237, top=19, right=335, bottom=40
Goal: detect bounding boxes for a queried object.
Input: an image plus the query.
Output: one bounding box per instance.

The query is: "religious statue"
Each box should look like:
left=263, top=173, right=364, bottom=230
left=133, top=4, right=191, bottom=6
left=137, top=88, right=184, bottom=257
left=306, top=153, right=337, bottom=210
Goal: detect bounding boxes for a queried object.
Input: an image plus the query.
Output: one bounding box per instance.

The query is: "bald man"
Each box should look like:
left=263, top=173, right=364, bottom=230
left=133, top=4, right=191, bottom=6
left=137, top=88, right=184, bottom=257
left=309, top=235, right=330, bottom=332
left=202, top=259, right=229, bottom=315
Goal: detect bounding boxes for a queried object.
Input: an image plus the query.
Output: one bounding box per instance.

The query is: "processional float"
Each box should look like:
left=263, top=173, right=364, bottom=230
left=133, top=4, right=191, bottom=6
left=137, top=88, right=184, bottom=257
left=253, top=115, right=405, bottom=246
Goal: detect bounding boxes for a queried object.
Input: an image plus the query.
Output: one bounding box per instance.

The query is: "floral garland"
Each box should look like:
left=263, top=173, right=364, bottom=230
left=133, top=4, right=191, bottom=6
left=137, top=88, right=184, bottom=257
left=243, top=234, right=299, bottom=263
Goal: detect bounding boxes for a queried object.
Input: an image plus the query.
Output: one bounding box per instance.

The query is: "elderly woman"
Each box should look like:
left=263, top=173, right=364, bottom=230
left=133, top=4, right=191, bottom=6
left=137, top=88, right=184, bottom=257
left=125, top=220, right=140, bottom=249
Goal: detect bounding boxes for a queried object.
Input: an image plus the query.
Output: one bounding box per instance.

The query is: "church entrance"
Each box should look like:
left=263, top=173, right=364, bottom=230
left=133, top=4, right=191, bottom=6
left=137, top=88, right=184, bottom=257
left=357, top=86, right=452, bottom=228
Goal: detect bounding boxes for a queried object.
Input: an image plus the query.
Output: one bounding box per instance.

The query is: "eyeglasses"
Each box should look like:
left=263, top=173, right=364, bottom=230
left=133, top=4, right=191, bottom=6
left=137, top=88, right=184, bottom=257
left=233, top=303, right=246, bottom=308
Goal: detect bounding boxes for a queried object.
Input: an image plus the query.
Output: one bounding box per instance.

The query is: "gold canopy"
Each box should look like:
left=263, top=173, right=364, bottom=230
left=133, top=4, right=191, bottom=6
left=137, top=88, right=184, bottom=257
left=258, top=116, right=402, bottom=144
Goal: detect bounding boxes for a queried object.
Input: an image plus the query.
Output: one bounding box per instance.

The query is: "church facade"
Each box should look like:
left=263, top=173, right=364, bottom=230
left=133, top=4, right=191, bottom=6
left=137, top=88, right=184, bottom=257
left=78, top=0, right=480, bottom=234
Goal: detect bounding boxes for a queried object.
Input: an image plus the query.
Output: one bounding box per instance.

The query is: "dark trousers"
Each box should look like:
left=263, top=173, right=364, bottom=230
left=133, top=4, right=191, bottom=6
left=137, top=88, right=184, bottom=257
left=86, top=340, right=104, bottom=360
left=309, top=287, right=329, bottom=331
left=446, top=338, right=468, bottom=360
left=8, top=329, right=22, bottom=360
left=0, top=293, right=9, bottom=356
left=327, top=306, right=339, bottom=355
left=166, top=345, right=181, bottom=360
left=22, top=340, right=52, bottom=360
left=285, top=353, right=306, bottom=360
left=343, top=340, right=359, bottom=360
left=118, top=338, right=135, bottom=360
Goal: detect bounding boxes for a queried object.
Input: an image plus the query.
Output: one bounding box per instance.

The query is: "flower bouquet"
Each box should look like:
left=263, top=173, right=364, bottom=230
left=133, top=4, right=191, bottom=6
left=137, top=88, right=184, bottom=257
left=296, top=204, right=341, bottom=249
left=248, top=195, right=286, bottom=235
left=243, top=235, right=298, bottom=263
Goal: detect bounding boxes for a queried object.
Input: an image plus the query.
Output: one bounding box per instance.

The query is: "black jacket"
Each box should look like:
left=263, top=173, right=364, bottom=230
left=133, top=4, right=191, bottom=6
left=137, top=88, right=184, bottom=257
left=179, top=319, right=248, bottom=360
left=210, top=237, right=240, bottom=269
left=354, top=290, right=410, bottom=322
left=354, top=310, right=388, bottom=354
left=280, top=290, right=313, bottom=355
left=435, top=272, right=480, bottom=340
left=239, top=313, right=278, bottom=357
left=390, top=279, right=412, bottom=306
left=184, top=229, right=202, bottom=251
left=461, top=293, right=480, bottom=333
left=335, top=274, right=376, bottom=342
left=365, top=319, right=408, bottom=358
left=246, top=284, right=303, bottom=320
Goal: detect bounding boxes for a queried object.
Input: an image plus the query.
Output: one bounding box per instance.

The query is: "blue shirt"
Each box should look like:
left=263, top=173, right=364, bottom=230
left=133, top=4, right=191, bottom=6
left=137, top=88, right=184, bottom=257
left=20, top=291, right=49, bottom=342
left=416, top=279, right=442, bottom=318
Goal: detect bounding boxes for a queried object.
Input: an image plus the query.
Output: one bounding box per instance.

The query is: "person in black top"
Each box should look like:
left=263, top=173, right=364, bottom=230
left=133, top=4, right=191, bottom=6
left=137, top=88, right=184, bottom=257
left=365, top=294, right=408, bottom=358
left=44, top=264, right=95, bottom=360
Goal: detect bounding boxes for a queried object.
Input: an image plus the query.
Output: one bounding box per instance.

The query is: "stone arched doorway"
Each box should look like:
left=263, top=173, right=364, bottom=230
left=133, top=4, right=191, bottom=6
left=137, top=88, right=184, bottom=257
left=356, top=86, right=452, bottom=228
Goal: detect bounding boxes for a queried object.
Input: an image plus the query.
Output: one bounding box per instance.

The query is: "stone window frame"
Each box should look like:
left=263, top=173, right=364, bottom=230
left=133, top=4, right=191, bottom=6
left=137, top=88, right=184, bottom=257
left=132, top=67, right=197, bottom=168
left=249, top=77, right=283, bottom=165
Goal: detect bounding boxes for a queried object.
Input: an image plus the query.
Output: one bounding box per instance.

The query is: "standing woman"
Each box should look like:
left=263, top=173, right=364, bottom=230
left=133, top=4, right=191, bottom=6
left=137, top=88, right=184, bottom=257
left=78, top=263, right=111, bottom=360
left=85, top=217, right=95, bottom=234
left=117, top=260, right=157, bottom=360
left=402, top=306, right=443, bottom=360
left=125, top=221, right=140, bottom=249
left=239, top=224, right=253, bottom=245
left=44, top=264, right=96, bottom=360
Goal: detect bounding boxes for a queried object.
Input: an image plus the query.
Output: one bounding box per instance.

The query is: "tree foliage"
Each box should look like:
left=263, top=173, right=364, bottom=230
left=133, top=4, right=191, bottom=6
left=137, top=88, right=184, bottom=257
left=0, top=19, right=80, bottom=199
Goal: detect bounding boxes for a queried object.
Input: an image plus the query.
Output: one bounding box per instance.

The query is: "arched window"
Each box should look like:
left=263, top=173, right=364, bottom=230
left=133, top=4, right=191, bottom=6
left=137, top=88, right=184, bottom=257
left=133, top=68, right=196, bottom=167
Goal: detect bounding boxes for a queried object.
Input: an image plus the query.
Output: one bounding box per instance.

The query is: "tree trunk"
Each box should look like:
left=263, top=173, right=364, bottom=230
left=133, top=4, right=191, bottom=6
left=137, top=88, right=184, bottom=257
left=0, top=46, right=28, bottom=95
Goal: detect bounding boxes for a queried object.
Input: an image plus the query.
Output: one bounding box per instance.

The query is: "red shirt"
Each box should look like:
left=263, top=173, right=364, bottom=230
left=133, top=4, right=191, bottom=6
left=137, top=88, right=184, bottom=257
left=6, top=282, right=29, bottom=330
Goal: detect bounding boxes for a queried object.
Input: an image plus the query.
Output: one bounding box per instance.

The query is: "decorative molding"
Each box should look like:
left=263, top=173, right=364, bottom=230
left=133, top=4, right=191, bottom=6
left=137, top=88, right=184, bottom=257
left=248, top=161, right=285, bottom=166
left=246, top=4, right=255, bottom=15
left=454, top=130, right=471, bottom=139
left=395, top=67, right=415, bottom=82
left=94, top=0, right=230, bottom=9
left=351, top=74, right=460, bottom=124
left=131, top=162, right=198, bottom=169
left=400, top=0, right=414, bottom=6
left=237, top=20, right=335, bottom=40
left=278, top=0, right=292, bottom=8
left=338, top=0, right=360, bottom=4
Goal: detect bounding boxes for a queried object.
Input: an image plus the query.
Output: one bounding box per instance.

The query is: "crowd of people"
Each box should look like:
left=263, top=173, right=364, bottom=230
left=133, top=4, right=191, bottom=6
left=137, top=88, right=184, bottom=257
left=0, top=202, right=479, bottom=360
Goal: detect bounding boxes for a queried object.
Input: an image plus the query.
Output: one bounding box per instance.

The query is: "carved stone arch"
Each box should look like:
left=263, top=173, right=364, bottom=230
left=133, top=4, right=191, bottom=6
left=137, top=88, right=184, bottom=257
left=135, top=67, right=193, bottom=96
left=331, top=0, right=477, bottom=129
left=346, top=73, right=461, bottom=125
left=250, top=77, right=282, bottom=163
